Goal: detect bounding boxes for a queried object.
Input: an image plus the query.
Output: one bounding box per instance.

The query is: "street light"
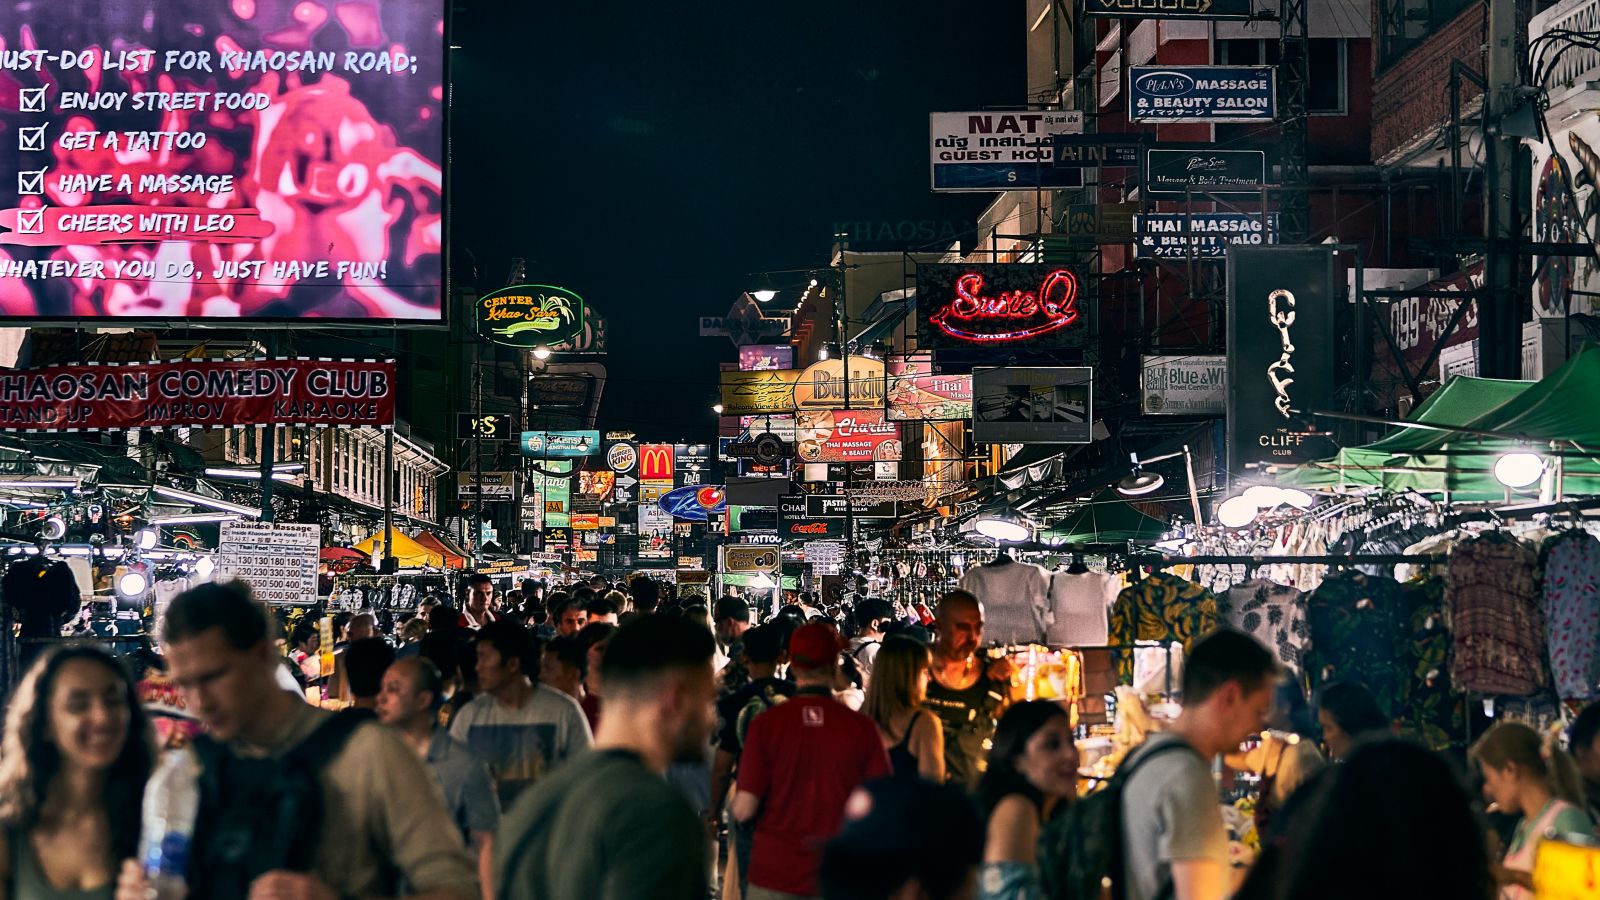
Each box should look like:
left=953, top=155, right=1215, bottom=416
left=712, top=403, right=725, bottom=415
left=975, top=511, right=1031, bottom=543
left=533, top=345, right=552, bottom=361
left=1216, top=496, right=1258, bottom=529
left=1117, top=446, right=1204, bottom=526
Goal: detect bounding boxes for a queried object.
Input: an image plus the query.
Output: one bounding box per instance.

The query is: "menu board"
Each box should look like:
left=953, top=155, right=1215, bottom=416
left=216, top=521, right=321, bottom=605
left=0, top=0, right=446, bottom=321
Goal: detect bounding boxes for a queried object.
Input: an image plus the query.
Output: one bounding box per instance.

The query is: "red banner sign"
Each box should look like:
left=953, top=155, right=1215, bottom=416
left=795, top=409, right=902, bottom=463
left=0, top=358, right=396, bottom=431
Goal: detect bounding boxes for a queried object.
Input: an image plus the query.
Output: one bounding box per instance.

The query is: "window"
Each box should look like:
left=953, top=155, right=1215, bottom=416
left=1214, top=39, right=1346, bottom=116
left=1378, top=0, right=1477, bottom=69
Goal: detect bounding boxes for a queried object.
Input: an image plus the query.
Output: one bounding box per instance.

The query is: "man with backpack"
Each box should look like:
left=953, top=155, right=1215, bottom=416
left=1041, top=629, right=1277, bottom=900
left=120, top=581, right=477, bottom=900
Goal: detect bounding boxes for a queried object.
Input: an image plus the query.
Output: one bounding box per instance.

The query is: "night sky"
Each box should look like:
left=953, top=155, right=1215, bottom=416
left=452, top=1, right=1027, bottom=439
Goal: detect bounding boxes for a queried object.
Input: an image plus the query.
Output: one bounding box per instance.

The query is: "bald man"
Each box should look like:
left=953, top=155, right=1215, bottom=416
left=378, top=657, right=500, bottom=893
left=922, top=590, right=1022, bottom=789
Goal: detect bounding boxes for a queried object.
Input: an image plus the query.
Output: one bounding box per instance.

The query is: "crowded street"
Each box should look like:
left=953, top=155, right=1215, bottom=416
left=0, top=0, right=1599, bottom=898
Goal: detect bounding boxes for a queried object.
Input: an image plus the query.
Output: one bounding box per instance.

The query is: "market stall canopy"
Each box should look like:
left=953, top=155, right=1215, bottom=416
left=1039, top=488, right=1170, bottom=545
left=413, top=532, right=466, bottom=569
left=319, top=547, right=369, bottom=574
left=353, top=529, right=441, bottom=569
left=1281, top=344, right=1600, bottom=499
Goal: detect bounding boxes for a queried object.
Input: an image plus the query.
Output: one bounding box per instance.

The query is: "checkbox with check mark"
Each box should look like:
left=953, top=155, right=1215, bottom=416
left=17, top=208, right=45, bottom=235
left=18, top=125, right=47, bottom=152
left=17, top=169, right=45, bottom=195
left=18, top=87, right=45, bottom=113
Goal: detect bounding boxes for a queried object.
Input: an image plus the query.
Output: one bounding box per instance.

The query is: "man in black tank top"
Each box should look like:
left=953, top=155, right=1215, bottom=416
left=922, top=591, right=1018, bottom=789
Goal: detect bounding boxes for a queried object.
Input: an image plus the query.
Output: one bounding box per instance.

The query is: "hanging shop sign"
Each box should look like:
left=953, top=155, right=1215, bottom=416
left=1134, top=213, right=1280, bottom=260
left=737, top=532, right=783, bottom=546
left=658, top=484, right=728, bottom=522
left=786, top=518, right=846, bottom=539
left=576, top=470, right=615, bottom=502
left=792, top=357, right=887, bottom=409
left=1084, top=0, right=1254, bottom=18
left=638, top=505, right=674, bottom=559
left=605, top=440, right=638, bottom=473
left=972, top=367, right=1093, bottom=444
left=1142, top=355, right=1228, bottom=415
left=542, top=526, right=572, bottom=548
left=886, top=354, right=972, bottom=421
left=1227, top=246, right=1340, bottom=476
left=1128, top=66, right=1276, bottom=123
left=457, top=471, right=517, bottom=501
left=0, top=358, right=396, bottom=431
left=720, top=369, right=803, bottom=416
left=805, top=495, right=898, bottom=519
left=477, top=285, right=586, bottom=349
left=529, top=461, right=573, bottom=528
left=739, top=344, right=795, bottom=372
left=526, top=373, right=597, bottom=409
left=929, top=111, right=1085, bottom=192
left=570, top=514, right=600, bottom=531
left=1053, top=203, right=1139, bottom=248
left=1143, top=146, right=1269, bottom=197
left=216, top=522, right=321, bottom=606
left=723, top=432, right=794, bottom=466
left=519, top=430, right=600, bottom=458
left=795, top=409, right=902, bottom=463
left=675, top=443, right=713, bottom=487
left=0, top=8, right=446, bottom=324
left=916, top=264, right=1084, bottom=349
left=699, top=294, right=791, bottom=346
left=720, top=545, right=781, bottom=574
left=1052, top=134, right=1144, bottom=170
left=456, top=413, right=512, bottom=441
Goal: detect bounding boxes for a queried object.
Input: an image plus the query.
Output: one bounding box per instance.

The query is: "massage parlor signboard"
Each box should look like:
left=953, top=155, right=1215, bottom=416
left=0, top=358, right=396, bottom=430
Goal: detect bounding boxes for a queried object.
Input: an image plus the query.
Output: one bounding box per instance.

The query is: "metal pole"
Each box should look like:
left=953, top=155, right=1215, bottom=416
left=383, top=426, right=395, bottom=572
left=1181, top=444, right=1204, bottom=528
left=259, top=336, right=277, bottom=523
left=836, top=241, right=855, bottom=571
left=1481, top=0, right=1522, bottom=378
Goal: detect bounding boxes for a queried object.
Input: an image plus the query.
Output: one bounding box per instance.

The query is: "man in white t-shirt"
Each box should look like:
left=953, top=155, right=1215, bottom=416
left=1120, top=629, right=1278, bottom=900
left=450, top=619, right=592, bottom=807
left=849, top=599, right=894, bottom=676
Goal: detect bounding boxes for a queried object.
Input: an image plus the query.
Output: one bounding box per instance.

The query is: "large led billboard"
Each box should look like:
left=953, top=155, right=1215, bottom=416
left=0, top=0, right=447, bottom=322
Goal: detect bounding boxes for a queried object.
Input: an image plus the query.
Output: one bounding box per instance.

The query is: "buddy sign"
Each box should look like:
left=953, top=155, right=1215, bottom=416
left=477, top=285, right=586, bottom=349
left=917, top=264, right=1084, bottom=349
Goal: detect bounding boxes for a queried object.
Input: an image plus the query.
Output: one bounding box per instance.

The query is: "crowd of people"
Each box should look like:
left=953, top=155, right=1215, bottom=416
left=0, top=571, right=1594, bottom=900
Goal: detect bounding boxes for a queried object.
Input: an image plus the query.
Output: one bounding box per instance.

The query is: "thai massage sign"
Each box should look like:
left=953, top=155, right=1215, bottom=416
left=796, top=409, right=902, bottom=463
left=887, top=355, right=972, bottom=421
left=0, top=358, right=395, bottom=431
left=476, top=284, right=586, bottom=349
left=916, top=264, right=1084, bottom=350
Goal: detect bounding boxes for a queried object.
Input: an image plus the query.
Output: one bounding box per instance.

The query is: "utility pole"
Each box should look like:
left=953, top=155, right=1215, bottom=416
left=1480, top=0, right=1523, bottom=378
left=1278, top=0, right=1311, bottom=242
left=259, top=334, right=277, bottom=522
left=382, top=425, right=395, bottom=573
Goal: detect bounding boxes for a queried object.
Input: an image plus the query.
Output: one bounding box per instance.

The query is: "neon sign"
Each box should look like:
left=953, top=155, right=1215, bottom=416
left=926, top=268, right=1080, bottom=343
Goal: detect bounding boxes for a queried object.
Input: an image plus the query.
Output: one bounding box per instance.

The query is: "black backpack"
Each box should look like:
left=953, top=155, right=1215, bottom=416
left=187, top=709, right=369, bottom=899
left=1039, top=739, right=1200, bottom=900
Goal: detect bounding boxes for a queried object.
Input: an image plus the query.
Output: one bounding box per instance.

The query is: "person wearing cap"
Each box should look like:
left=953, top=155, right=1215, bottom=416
left=732, top=622, right=892, bottom=900
left=818, top=778, right=985, bottom=900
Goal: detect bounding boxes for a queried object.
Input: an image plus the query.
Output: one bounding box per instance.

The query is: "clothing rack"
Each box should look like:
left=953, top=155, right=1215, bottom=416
left=1138, top=553, right=1450, bottom=566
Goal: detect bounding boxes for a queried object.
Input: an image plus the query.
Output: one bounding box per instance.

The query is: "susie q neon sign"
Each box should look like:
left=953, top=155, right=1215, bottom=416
left=927, top=269, right=1081, bottom=342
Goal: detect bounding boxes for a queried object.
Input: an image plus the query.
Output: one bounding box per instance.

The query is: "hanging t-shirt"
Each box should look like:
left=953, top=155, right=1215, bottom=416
left=1304, top=571, right=1406, bottom=711
left=1398, top=575, right=1465, bottom=751
left=1108, top=573, right=1221, bottom=683
left=1446, top=535, right=1546, bottom=696
left=1045, top=570, right=1119, bottom=647
left=1541, top=529, right=1600, bottom=702
left=959, top=559, right=1050, bottom=644
left=1225, top=579, right=1307, bottom=673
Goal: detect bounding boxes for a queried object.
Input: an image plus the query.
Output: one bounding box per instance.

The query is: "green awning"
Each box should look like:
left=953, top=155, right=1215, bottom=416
left=1040, top=488, right=1170, bottom=544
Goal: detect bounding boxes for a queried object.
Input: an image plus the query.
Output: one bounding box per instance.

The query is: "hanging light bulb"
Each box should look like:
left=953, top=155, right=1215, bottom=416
left=1216, top=496, right=1259, bottom=529
left=194, top=556, right=215, bottom=578
left=1493, top=452, right=1544, bottom=489
left=135, top=527, right=159, bottom=551
left=116, top=565, right=149, bottom=599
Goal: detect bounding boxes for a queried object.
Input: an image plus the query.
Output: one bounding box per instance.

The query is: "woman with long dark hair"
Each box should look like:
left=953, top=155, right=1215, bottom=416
left=0, top=645, right=156, bottom=899
left=975, top=700, right=1078, bottom=900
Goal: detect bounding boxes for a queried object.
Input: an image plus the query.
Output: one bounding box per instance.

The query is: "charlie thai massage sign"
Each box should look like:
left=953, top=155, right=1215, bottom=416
left=915, top=263, right=1085, bottom=351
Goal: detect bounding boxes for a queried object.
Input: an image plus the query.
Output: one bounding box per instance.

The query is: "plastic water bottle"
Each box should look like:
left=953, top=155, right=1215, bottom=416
left=139, top=749, right=200, bottom=899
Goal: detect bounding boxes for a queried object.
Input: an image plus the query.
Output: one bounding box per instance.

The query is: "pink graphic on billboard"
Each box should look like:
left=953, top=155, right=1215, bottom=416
left=0, top=1, right=445, bottom=321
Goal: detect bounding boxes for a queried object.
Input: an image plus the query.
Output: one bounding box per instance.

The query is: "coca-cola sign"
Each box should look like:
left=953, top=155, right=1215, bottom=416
left=917, top=264, right=1086, bottom=349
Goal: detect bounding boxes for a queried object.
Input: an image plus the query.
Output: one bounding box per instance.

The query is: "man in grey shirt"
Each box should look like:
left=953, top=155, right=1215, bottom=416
left=379, top=656, right=501, bottom=891
left=1121, top=630, right=1279, bottom=900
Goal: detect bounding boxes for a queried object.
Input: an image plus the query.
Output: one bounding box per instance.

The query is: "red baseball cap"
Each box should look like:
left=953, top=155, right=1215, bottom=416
left=788, top=622, right=846, bottom=670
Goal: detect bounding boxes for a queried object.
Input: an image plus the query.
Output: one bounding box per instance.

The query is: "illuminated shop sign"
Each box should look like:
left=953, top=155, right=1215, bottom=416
left=916, top=264, right=1083, bottom=349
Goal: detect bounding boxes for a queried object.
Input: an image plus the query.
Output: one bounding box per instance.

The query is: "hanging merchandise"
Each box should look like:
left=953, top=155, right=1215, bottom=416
left=1225, top=579, right=1307, bottom=673
left=1446, top=533, right=1546, bottom=696
left=1397, top=576, right=1466, bottom=750
left=959, top=551, right=1051, bottom=644
left=1304, top=571, right=1407, bottom=713
left=1108, top=572, right=1220, bottom=683
left=1540, top=529, right=1600, bottom=702
left=1045, top=564, right=1120, bottom=647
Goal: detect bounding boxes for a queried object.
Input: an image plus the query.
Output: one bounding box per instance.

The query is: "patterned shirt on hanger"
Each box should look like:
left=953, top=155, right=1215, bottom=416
left=1109, top=573, right=1221, bottom=683
left=1541, top=530, right=1600, bottom=702
left=1446, top=533, right=1546, bottom=696
left=1225, top=579, right=1307, bottom=673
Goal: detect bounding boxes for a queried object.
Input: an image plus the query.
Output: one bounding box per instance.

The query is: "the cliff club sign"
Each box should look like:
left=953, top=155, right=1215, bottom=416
left=917, top=264, right=1083, bottom=349
left=476, top=284, right=587, bottom=349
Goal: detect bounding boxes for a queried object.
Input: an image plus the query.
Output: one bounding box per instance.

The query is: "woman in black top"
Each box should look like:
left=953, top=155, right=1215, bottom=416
left=863, top=636, right=945, bottom=780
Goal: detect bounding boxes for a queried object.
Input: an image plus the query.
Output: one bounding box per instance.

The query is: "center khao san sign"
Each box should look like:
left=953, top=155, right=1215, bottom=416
left=476, top=285, right=586, bottom=349
left=916, top=264, right=1084, bottom=350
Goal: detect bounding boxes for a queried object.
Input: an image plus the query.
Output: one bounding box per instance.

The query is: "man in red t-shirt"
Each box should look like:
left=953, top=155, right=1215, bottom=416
left=732, top=622, right=892, bottom=900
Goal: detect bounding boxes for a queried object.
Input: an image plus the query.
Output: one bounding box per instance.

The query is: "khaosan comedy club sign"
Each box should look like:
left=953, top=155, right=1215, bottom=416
left=916, top=263, right=1084, bottom=350
left=0, top=358, right=396, bottom=431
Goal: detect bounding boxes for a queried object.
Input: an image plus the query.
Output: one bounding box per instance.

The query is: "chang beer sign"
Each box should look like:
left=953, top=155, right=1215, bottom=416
left=477, top=284, right=586, bottom=348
